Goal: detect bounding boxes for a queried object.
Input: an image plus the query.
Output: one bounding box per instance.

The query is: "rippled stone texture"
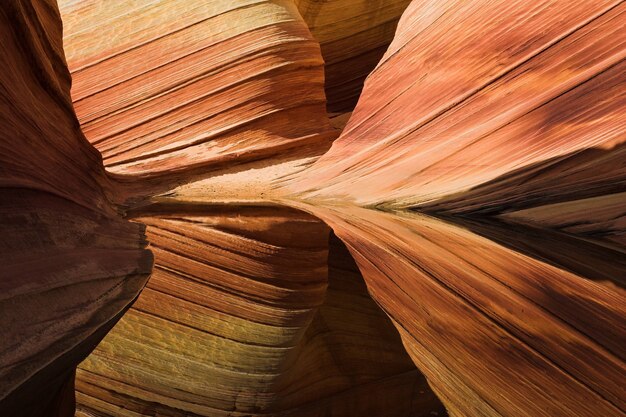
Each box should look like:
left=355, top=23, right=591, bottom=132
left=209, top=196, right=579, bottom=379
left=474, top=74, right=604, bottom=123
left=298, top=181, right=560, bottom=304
left=0, top=1, right=152, bottom=416
left=294, top=203, right=625, bottom=417
left=286, top=1, right=626, bottom=415
left=74, top=204, right=444, bottom=417
left=59, top=0, right=337, bottom=195
left=2, top=0, right=625, bottom=416
left=291, top=1, right=625, bottom=221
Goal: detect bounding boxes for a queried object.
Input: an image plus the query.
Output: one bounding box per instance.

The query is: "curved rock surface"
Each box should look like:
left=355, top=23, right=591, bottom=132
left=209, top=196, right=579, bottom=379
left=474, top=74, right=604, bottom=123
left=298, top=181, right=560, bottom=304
left=2, top=0, right=625, bottom=417
left=0, top=1, right=152, bottom=416
left=295, top=0, right=411, bottom=112
left=74, top=204, right=444, bottom=417
left=291, top=1, right=625, bottom=217
left=293, top=203, right=625, bottom=417
left=59, top=0, right=337, bottom=195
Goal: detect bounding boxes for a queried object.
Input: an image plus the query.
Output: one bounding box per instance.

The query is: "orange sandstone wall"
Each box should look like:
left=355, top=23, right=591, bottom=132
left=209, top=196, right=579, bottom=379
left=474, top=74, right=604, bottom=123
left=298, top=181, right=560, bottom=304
left=59, top=0, right=337, bottom=193
left=295, top=203, right=625, bottom=417
left=291, top=0, right=625, bottom=218
left=3, top=1, right=624, bottom=416
left=74, top=205, right=444, bottom=417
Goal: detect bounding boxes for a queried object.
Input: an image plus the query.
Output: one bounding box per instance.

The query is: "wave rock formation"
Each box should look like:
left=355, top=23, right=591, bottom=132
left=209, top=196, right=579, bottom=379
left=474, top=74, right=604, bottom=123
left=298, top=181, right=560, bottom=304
left=1, top=0, right=624, bottom=417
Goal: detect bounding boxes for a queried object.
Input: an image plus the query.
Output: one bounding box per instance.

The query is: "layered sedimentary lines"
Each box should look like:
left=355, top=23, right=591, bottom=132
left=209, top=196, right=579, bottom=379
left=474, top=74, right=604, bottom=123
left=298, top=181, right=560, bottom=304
left=74, top=204, right=444, bottom=416
left=59, top=0, right=336, bottom=188
left=0, top=190, right=151, bottom=417
left=291, top=0, right=626, bottom=214
left=75, top=205, right=328, bottom=416
left=501, top=192, right=626, bottom=246
left=424, top=140, right=626, bottom=246
left=295, top=0, right=411, bottom=112
left=0, top=1, right=152, bottom=416
left=0, top=0, right=109, bottom=208
left=3, top=0, right=626, bottom=416
left=295, top=204, right=626, bottom=417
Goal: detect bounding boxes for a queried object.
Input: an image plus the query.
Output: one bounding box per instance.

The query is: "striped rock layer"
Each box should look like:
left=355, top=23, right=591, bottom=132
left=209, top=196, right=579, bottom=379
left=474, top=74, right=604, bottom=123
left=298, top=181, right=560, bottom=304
left=0, top=1, right=152, bottom=416
left=59, top=0, right=337, bottom=195
left=295, top=0, right=412, bottom=112
left=293, top=203, right=625, bottom=417
left=75, top=204, right=445, bottom=417
left=290, top=0, right=626, bottom=241
left=1, top=0, right=625, bottom=417
left=285, top=3, right=626, bottom=413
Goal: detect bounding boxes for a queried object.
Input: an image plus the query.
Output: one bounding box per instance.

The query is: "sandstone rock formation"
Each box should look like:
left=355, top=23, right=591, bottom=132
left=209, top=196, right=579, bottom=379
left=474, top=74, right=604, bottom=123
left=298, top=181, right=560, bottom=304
left=0, top=1, right=152, bottom=415
left=285, top=3, right=626, bottom=413
left=74, top=204, right=445, bottom=416
left=2, top=0, right=625, bottom=416
left=59, top=0, right=337, bottom=196
left=293, top=203, right=625, bottom=417
left=291, top=1, right=625, bottom=216
left=295, top=0, right=411, bottom=112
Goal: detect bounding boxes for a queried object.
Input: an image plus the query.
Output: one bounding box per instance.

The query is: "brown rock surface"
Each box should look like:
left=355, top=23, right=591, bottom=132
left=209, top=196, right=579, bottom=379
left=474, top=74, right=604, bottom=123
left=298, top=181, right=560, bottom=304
left=2, top=0, right=625, bottom=416
left=292, top=203, right=625, bottom=417
left=295, top=0, right=411, bottom=111
left=290, top=1, right=625, bottom=215
left=0, top=1, right=152, bottom=416
left=74, top=203, right=444, bottom=417
left=59, top=0, right=337, bottom=194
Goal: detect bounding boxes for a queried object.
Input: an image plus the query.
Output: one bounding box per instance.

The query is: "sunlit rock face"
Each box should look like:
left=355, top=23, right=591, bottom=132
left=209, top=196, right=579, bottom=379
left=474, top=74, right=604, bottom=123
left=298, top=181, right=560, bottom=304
left=58, top=0, right=413, bottom=197
left=284, top=3, right=626, bottom=414
left=58, top=0, right=337, bottom=195
left=291, top=1, right=625, bottom=220
left=2, top=0, right=625, bottom=417
left=0, top=1, right=152, bottom=416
